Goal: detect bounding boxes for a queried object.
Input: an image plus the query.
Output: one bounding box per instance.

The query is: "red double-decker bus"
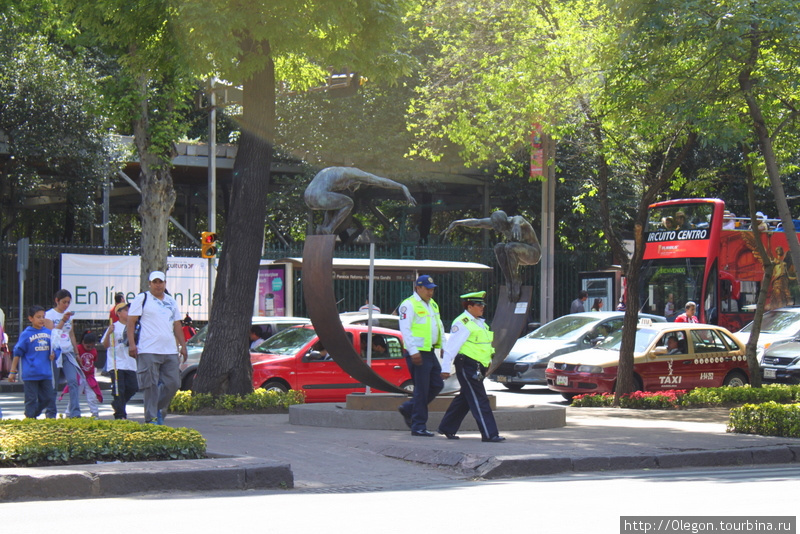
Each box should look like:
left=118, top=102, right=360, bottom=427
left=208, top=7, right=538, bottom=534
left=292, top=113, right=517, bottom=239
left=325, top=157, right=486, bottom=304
left=640, top=198, right=797, bottom=331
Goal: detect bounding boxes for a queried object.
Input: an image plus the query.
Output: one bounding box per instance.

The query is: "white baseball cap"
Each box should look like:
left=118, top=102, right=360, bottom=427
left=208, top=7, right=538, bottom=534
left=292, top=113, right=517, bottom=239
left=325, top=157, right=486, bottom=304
left=149, top=270, right=166, bottom=282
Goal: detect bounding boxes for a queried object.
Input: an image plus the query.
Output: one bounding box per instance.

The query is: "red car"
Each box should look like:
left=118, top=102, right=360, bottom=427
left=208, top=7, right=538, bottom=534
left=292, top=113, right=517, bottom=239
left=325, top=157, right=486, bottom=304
left=251, top=324, right=413, bottom=402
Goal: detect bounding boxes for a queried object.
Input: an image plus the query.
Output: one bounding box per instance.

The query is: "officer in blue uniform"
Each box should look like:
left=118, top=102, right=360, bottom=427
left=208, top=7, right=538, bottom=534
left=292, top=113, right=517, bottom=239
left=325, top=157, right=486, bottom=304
left=438, top=291, right=505, bottom=442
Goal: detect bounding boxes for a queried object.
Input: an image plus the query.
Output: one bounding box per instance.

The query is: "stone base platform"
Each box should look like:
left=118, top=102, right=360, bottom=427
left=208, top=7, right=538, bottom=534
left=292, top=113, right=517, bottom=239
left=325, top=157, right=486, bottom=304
left=289, top=393, right=566, bottom=431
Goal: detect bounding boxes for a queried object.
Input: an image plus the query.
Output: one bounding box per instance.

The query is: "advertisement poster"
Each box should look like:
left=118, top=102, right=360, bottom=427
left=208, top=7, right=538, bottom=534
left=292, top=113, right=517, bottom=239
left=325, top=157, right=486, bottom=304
left=256, top=264, right=287, bottom=317
left=61, top=254, right=210, bottom=320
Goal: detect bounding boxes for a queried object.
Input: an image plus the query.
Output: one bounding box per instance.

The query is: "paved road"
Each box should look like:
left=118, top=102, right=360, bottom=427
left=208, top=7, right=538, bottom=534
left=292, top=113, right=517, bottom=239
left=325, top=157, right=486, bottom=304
left=2, top=465, right=799, bottom=534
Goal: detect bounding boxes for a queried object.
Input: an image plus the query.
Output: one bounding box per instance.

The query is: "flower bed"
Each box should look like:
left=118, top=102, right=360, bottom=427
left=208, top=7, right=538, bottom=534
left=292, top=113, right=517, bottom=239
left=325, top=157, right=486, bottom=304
left=571, top=384, right=800, bottom=409
left=0, top=418, right=206, bottom=467
left=168, top=388, right=306, bottom=414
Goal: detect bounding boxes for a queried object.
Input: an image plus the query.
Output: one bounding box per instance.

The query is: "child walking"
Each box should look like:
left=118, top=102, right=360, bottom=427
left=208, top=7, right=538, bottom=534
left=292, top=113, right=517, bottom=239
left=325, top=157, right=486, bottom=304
left=9, top=306, right=55, bottom=418
left=76, top=332, right=102, bottom=418
left=101, top=302, right=139, bottom=419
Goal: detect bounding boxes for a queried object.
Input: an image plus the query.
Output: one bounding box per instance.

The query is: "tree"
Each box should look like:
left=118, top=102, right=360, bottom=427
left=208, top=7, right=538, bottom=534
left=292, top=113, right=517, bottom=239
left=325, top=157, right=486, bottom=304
left=63, top=0, right=199, bottom=288
left=408, top=0, right=701, bottom=401
left=174, top=0, right=417, bottom=395
left=616, top=0, right=800, bottom=386
left=0, top=9, right=117, bottom=243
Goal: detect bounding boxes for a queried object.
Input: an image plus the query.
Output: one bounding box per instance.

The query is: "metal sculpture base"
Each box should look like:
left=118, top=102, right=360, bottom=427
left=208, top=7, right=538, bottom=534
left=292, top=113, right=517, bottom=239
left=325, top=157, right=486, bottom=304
left=303, top=234, right=407, bottom=394
left=486, top=285, right=533, bottom=376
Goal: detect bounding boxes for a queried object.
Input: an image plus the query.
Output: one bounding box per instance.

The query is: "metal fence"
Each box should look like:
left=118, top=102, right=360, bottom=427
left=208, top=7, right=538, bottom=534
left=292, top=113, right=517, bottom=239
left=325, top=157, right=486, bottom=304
left=0, top=241, right=610, bottom=339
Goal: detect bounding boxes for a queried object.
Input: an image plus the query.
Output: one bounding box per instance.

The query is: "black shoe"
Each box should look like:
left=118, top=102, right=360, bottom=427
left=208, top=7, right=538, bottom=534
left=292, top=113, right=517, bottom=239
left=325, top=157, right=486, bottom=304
left=482, top=435, right=506, bottom=443
left=411, top=430, right=435, bottom=437
left=398, top=407, right=412, bottom=429
left=438, top=430, right=459, bottom=440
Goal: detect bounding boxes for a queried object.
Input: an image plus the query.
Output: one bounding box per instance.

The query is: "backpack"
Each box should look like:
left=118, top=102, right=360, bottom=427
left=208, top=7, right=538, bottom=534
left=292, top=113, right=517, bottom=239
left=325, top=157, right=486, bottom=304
left=122, top=292, right=147, bottom=346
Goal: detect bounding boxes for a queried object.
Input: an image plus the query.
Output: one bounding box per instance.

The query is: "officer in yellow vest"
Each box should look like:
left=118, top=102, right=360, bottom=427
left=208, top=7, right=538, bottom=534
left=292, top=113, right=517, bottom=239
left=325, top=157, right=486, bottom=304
left=438, top=291, right=505, bottom=442
left=397, top=275, right=446, bottom=436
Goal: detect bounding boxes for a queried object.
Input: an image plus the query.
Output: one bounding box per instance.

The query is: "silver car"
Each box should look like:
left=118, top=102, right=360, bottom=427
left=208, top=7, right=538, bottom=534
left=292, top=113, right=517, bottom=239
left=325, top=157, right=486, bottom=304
left=489, top=312, right=666, bottom=390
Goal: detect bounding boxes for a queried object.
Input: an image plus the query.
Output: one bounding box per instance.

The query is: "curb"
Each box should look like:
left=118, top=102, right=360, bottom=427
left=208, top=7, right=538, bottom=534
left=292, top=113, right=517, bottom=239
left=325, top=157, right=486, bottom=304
left=0, top=456, right=293, bottom=502
left=378, top=444, right=800, bottom=479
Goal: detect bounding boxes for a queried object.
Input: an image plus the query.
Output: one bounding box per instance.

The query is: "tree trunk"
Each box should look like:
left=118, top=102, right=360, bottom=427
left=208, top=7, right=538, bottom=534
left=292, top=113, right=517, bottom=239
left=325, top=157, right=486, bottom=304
left=738, top=27, right=800, bottom=292
left=132, top=73, right=176, bottom=290
left=193, top=48, right=275, bottom=396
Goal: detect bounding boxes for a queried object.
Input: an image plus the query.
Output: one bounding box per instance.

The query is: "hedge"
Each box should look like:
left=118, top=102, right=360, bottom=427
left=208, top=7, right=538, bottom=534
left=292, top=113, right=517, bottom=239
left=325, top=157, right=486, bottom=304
left=728, top=402, right=800, bottom=437
left=0, top=418, right=206, bottom=467
left=571, top=384, right=800, bottom=409
left=168, top=388, right=305, bottom=413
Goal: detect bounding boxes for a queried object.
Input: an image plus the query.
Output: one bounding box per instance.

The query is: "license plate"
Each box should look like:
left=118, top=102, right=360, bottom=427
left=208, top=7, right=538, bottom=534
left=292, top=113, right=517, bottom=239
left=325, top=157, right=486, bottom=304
left=495, top=375, right=507, bottom=383
left=556, top=375, right=569, bottom=386
left=764, top=368, right=777, bottom=379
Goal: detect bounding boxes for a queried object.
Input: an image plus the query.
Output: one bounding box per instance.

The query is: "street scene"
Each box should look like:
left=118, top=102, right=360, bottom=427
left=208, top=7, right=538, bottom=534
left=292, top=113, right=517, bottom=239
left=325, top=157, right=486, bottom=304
left=3, top=0, right=800, bottom=532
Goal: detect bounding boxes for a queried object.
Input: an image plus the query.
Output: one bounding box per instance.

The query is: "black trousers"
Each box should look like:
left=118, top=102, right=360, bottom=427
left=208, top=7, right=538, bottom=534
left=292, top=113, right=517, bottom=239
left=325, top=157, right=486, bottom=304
left=110, top=369, right=139, bottom=419
left=438, top=355, right=499, bottom=439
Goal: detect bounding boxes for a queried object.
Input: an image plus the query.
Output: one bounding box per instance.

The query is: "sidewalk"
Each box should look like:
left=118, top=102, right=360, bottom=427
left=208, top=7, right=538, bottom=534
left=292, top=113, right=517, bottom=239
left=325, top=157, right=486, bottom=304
left=2, top=386, right=800, bottom=500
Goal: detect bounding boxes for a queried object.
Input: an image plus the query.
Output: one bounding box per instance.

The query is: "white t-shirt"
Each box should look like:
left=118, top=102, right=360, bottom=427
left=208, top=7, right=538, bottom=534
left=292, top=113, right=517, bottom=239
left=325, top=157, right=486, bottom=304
left=101, top=321, right=138, bottom=371
left=128, top=291, right=181, bottom=355
left=45, top=308, right=75, bottom=354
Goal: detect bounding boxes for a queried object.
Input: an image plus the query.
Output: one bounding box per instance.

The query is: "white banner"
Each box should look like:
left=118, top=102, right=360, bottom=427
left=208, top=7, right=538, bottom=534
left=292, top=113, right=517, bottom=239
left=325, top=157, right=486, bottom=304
left=61, top=254, right=210, bottom=320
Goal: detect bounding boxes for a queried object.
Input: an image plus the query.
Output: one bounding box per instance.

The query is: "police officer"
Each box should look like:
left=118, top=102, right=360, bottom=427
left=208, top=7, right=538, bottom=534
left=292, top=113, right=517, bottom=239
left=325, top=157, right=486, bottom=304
left=397, top=275, right=446, bottom=436
left=438, top=291, right=505, bottom=442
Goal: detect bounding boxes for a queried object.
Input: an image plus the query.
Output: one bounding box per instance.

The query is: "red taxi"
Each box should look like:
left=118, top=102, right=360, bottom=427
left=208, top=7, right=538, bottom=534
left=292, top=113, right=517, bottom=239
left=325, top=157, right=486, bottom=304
left=545, top=321, right=749, bottom=401
left=251, top=324, right=412, bottom=402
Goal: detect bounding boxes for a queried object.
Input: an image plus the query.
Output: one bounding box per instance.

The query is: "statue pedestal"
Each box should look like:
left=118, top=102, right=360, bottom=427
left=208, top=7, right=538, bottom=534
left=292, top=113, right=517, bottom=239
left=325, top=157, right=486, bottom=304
left=288, top=393, right=565, bottom=431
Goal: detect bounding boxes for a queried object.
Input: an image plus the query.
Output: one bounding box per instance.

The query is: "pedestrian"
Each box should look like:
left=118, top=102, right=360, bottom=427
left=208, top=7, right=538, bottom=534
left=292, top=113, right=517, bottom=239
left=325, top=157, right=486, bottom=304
left=75, top=332, right=102, bottom=418
left=570, top=290, right=589, bottom=314
left=397, top=275, right=446, bottom=437
left=590, top=298, right=603, bottom=312
left=182, top=314, right=197, bottom=341
left=110, top=292, right=125, bottom=323
left=9, top=305, right=55, bottom=419
left=250, top=324, right=265, bottom=350
left=664, top=293, right=675, bottom=317
left=675, top=301, right=699, bottom=324
left=438, top=291, right=504, bottom=442
left=127, top=270, right=188, bottom=425
left=358, top=300, right=381, bottom=313
left=44, top=289, right=81, bottom=418
left=102, top=301, right=139, bottom=419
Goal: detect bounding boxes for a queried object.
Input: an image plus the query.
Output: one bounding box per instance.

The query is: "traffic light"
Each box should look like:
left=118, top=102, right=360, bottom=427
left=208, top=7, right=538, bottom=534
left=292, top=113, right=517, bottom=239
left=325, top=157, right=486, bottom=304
left=201, top=231, right=217, bottom=258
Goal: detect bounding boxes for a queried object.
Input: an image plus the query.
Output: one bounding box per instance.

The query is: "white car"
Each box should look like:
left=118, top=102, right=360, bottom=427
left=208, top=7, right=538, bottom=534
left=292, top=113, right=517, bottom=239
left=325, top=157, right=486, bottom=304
left=734, top=307, right=800, bottom=359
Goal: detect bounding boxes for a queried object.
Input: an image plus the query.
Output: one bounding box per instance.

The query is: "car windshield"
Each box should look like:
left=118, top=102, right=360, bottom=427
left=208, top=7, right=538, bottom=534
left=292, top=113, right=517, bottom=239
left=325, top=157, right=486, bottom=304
left=596, top=328, right=660, bottom=353
left=525, top=316, right=601, bottom=341
left=739, top=310, right=800, bottom=335
left=253, top=327, right=316, bottom=355
left=186, top=325, right=208, bottom=346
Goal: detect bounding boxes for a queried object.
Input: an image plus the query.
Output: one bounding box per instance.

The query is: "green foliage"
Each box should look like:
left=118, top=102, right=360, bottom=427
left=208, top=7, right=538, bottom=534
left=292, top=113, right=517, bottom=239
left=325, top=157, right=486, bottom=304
left=0, top=418, right=206, bottom=467
left=169, top=388, right=306, bottom=413
left=0, top=10, right=120, bottom=242
left=728, top=401, right=800, bottom=438
left=571, top=384, right=800, bottom=409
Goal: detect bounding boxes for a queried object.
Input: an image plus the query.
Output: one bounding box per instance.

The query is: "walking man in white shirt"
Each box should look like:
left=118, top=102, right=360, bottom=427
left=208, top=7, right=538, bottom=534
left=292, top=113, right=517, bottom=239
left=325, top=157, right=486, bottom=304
left=126, top=271, right=188, bottom=425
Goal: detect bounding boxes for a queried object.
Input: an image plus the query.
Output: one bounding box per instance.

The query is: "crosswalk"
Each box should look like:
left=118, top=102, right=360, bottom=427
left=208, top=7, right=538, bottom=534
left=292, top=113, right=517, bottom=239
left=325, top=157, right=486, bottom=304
left=0, top=386, right=145, bottom=420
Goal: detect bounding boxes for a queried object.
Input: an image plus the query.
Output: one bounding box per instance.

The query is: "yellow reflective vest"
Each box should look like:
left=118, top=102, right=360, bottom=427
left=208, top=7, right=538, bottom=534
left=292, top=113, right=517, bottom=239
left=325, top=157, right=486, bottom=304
left=454, top=311, right=494, bottom=367
left=402, top=296, right=444, bottom=351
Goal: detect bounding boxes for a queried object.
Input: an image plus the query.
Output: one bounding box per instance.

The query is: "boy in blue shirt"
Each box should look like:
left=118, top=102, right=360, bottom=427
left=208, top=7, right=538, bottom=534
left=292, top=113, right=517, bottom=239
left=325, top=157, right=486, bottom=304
left=9, top=305, right=55, bottom=418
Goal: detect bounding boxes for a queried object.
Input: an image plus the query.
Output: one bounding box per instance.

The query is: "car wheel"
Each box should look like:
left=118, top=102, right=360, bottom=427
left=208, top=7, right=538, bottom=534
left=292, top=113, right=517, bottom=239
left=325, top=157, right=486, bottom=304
left=561, top=393, right=575, bottom=402
left=262, top=380, right=289, bottom=393
left=400, top=380, right=414, bottom=392
left=503, top=384, right=525, bottom=391
left=723, top=370, right=749, bottom=387
left=181, top=370, right=196, bottom=391
left=633, top=375, right=643, bottom=392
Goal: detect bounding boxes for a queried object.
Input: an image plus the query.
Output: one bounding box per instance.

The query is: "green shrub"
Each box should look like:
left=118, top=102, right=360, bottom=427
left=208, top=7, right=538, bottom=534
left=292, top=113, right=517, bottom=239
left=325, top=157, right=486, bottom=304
left=572, top=390, right=686, bottom=409
left=572, top=384, right=800, bottom=409
left=0, top=418, right=206, bottom=467
left=683, top=384, right=800, bottom=406
left=169, top=388, right=306, bottom=413
left=728, top=402, right=800, bottom=437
